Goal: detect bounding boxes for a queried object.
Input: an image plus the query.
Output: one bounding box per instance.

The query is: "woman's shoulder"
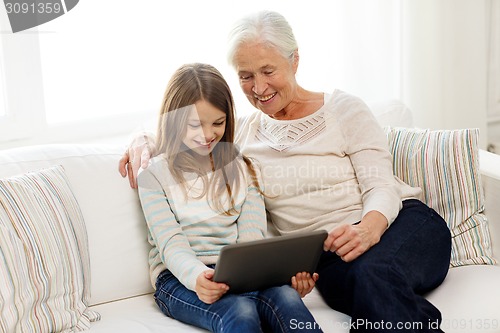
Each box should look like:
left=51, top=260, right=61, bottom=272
left=327, top=89, right=369, bottom=110
left=325, top=89, right=373, bottom=120
left=235, top=110, right=263, bottom=145
left=237, top=110, right=262, bottom=129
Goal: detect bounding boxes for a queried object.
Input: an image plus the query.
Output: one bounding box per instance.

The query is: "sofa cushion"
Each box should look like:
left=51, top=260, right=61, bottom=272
left=370, top=99, right=414, bottom=128
left=0, top=165, right=100, bottom=332
left=87, top=290, right=352, bottom=333
left=386, top=127, right=496, bottom=266
left=0, top=144, right=153, bottom=306
left=426, top=265, right=500, bottom=333
left=88, top=294, right=207, bottom=333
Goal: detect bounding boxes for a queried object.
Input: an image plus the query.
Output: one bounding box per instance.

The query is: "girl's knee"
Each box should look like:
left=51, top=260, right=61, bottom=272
left=224, top=297, right=259, bottom=320
left=214, top=297, right=261, bottom=332
left=265, top=285, right=306, bottom=309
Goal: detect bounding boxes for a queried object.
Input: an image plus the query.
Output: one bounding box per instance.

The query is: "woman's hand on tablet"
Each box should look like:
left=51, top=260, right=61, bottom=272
left=195, top=269, right=229, bottom=304
left=291, top=272, right=318, bottom=298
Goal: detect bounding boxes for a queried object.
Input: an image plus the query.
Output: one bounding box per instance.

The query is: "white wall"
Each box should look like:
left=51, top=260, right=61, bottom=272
left=0, top=1, right=493, bottom=150
left=0, top=11, right=46, bottom=143
left=0, top=0, right=402, bottom=149
left=487, top=0, right=500, bottom=152
left=401, top=0, right=488, bottom=148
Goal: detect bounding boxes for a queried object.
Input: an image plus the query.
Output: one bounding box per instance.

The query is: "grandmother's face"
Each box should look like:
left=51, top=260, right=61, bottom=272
left=233, top=41, right=298, bottom=117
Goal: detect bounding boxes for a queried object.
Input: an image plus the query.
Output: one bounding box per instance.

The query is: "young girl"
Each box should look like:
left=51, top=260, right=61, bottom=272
left=137, top=63, right=322, bottom=333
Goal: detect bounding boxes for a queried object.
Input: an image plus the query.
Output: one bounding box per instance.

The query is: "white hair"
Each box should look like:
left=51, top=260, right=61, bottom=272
left=227, top=10, right=298, bottom=67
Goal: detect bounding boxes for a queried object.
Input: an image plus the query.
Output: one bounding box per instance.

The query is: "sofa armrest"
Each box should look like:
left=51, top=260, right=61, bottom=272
left=480, top=149, right=500, bottom=262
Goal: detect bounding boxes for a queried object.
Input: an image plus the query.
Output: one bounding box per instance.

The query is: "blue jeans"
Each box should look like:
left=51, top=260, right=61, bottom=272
left=154, top=268, right=323, bottom=333
left=315, top=199, right=452, bottom=333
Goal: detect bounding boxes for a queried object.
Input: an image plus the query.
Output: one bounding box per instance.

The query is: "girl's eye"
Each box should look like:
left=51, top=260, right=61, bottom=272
left=214, top=121, right=225, bottom=127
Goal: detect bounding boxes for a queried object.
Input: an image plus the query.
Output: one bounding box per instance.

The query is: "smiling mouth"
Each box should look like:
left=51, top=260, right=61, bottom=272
left=195, top=138, right=216, bottom=147
left=255, top=92, right=277, bottom=103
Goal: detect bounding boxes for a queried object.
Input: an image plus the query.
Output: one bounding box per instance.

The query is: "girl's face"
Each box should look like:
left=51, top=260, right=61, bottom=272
left=234, top=41, right=298, bottom=117
left=182, top=100, right=226, bottom=156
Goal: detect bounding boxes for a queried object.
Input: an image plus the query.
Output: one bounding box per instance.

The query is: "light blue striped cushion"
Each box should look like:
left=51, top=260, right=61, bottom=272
left=386, top=127, right=496, bottom=266
left=0, top=165, right=100, bottom=332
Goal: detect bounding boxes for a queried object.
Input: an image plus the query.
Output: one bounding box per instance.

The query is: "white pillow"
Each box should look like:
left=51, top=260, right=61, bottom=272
left=0, top=165, right=100, bottom=332
left=370, top=99, right=414, bottom=128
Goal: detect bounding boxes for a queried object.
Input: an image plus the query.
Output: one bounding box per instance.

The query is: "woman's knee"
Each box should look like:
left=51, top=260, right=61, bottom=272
left=428, top=208, right=452, bottom=247
left=410, top=202, right=452, bottom=264
left=347, top=259, right=388, bottom=286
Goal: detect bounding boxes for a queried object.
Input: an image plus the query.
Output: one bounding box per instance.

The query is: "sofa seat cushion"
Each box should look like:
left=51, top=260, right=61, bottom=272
left=87, top=290, right=351, bottom=333
left=88, top=294, right=211, bottom=333
left=302, top=289, right=350, bottom=332
left=88, top=267, right=500, bottom=333
left=426, top=265, right=500, bottom=333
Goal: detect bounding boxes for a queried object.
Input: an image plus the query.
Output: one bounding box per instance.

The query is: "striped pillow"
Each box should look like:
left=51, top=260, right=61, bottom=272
left=0, top=165, right=100, bottom=332
left=386, top=127, right=496, bottom=266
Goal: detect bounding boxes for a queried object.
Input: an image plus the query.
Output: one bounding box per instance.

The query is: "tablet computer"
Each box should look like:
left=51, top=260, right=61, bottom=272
left=213, top=230, right=328, bottom=294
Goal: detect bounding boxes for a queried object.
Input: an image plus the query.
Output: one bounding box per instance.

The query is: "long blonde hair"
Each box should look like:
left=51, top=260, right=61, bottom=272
left=156, top=63, right=261, bottom=214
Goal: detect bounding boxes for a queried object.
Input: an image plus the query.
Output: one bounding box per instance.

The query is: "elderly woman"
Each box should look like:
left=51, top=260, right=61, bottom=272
left=120, top=10, right=451, bottom=332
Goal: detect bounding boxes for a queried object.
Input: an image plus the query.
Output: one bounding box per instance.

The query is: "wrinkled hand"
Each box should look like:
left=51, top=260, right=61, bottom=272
left=118, top=133, right=156, bottom=189
left=195, top=270, right=229, bottom=304
left=291, top=272, right=318, bottom=298
left=323, top=210, right=388, bottom=262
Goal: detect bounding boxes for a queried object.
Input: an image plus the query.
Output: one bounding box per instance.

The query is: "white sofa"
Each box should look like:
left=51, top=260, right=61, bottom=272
left=1, top=106, right=500, bottom=333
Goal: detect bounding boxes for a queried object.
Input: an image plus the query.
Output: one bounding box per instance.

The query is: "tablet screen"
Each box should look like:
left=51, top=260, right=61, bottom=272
left=213, top=230, right=327, bottom=293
